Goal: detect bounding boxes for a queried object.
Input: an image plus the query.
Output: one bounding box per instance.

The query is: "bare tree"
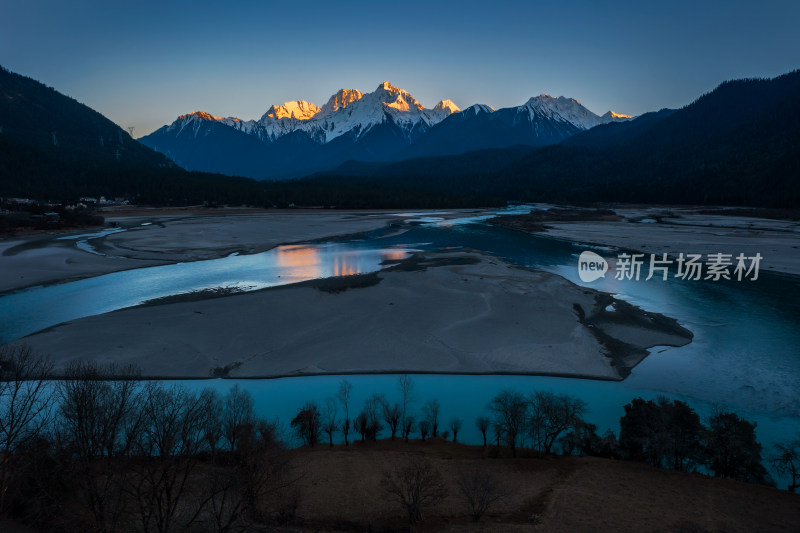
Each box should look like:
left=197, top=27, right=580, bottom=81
left=402, top=416, right=416, bottom=443
left=558, top=419, right=601, bottom=457
left=203, top=414, right=296, bottom=531
left=476, top=417, right=490, bottom=448
left=322, top=397, right=338, bottom=448
left=489, top=390, right=528, bottom=457
left=529, top=391, right=586, bottom=454
left=337, top=380, right=352, bottom=446
left=398, top=375, right=414, bottom=439
left=202, top=389, right=224, bottom=456
left=290, top=401, right=321, bottom=447
left=456, top=466, right=508, bottom=521
left=382, top=401, right=402, bottom=440
left=1, top=431, right=61, bottom=526
left=364, top=393, right=385, bottom=441
left=193, top=388, right=247, bottom=532
left=422, top=399, right=441, bottom=438
left=355, top=412, right=369, bottom=442
left=449, top=418, right=463, bottom=442
left=201, top=461, right=248, bottom=533
left=0, top=344, right=53, bottom=513
left=220, top=418, right=297, bottom=527
left=771, top=438, right=800, bottom=492
left=418, top=420, right=431, bottom=442
left=381, top=459, right=447, bottom=525
left=126, top=384, right=217, bottom=533
left=57, top=361, right=143, bottom=533
left=492, top=422, right=503, bottom=448
left=223, top=385, right=255, bottom=452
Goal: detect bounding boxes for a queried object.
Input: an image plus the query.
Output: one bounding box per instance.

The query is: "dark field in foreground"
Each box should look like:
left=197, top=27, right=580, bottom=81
left=286, top=439, right=798, bottom=532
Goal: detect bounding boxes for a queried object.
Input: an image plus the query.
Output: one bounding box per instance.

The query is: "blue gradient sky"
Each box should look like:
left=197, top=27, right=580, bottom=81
left=2, top=0, right=799, bottom=136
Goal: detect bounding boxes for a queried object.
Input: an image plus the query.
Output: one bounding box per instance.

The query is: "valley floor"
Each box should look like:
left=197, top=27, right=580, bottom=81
left=7, top=204, right=795, bottom=379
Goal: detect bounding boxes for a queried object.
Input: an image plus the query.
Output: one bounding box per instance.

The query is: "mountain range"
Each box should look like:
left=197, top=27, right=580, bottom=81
left=318, top=70, right=800, bottom=208
left=2, top=64, right=798, bottom=209
left=0, top=66, right=496, bottom=208
left=139, top=82, right=631, bottom=179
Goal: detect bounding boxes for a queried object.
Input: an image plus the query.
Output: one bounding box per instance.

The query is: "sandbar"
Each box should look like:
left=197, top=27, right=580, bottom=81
left=17, top=251, right=692, bottom=380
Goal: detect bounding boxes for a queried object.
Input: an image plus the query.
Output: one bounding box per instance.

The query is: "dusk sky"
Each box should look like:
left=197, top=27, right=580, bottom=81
left=2, top=0, right=799, bottom=137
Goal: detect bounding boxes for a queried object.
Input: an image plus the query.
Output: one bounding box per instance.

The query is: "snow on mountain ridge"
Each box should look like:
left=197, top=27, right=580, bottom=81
left=602, top=110, right=634, bottom=120
left=177, top=111, right=224, bottom=122
left=463, top=104, right=494, bottom=115
left=318, top=89, right=364, bottom=117
left=169, top=111, right=239, bottom=138
left=427, top=99, right=462, bottom=121
left=523, top=94, right=632, bottom=129
left=159, top=84, right=631, bottom=145
left=264, top=100, right=321, bottom=120
left=524, top=94, right=605, bottom=130
left=433, top=99, right=461, bottom=114
left=298, top=81, right=450, bottom=142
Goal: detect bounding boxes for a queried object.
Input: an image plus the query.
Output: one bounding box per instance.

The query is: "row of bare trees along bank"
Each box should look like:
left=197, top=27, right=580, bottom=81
left=1, top=344, right=798, bottom=530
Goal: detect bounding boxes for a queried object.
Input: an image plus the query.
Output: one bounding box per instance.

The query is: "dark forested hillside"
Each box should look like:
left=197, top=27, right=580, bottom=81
left=0, top=65, right=181, bottom=197
left=316, top=145, right=535, bottom=179
left=501, top=70, right=800, bottom=207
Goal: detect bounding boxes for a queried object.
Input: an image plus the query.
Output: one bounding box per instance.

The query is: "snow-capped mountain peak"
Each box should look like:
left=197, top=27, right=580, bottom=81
left=433, top=99, right=461, bottom=115
left=463, top=104, right=494, bottom=115
left=253, top=100, right=323, bottom=142
left=523, top=94, right=602, bottom=130
left=424, top=99, right=462, bottom=123
left=166, top=111, right=244, bottom=138
left=372, top=81, right=424, bottom=111
left=602, top=110, right=634, bottom=120
left=142, top=81, right=641, bottom=180
left=318, top=89, right=364, bottom=116
left=155, top=84, right=632, bottom=155
left=264, top=100, right=320, bottom=120
left=177, top=111, right=223, bottom=122
left=521, top=94, right=632, bottom=129
left=308, top=81, right=439, bottom=142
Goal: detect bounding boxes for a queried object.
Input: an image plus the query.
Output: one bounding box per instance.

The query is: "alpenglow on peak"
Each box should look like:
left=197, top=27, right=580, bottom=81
left=319, top=89, right=364, bottom=115
left=142, top=79, right=635, bottom=181
left=264, top=100, right=320, bottom=120
left=603, top=110, right=634, bottom=119
left=433, top=99, right=461, bottom=115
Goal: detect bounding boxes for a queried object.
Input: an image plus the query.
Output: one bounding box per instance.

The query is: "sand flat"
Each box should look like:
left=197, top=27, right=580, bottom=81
left=17, top=251, right=691, bottom=380
left=540, top=207, right=800, bottom=276
left=0, top=210, right=455, bottom=292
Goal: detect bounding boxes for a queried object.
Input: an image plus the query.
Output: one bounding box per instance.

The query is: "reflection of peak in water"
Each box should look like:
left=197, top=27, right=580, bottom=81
left=381, top=250, right=407, bottom=262
left=276, top=245, right=319, bottom=266
left=333, top=254, right=360, bottom=277
left=275, top=245, right=322, bottom=279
